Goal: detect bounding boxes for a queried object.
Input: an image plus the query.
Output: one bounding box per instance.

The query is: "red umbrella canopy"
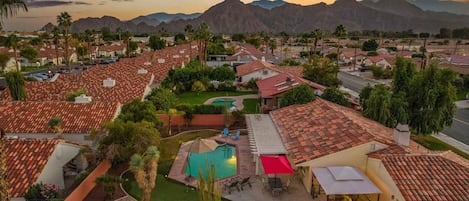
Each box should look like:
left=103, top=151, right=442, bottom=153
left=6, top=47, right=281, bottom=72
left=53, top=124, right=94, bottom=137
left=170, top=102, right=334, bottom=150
left=260, top=155, right=294, bottom=175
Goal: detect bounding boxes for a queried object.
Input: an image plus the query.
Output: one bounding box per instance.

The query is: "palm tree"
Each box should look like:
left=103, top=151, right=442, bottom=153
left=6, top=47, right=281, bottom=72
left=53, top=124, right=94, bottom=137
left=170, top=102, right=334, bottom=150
left=116, top=27, right=122, bottom=42
left=184, top=24, right=193, bottom=57
left=130, top=146, right=160, bottom=201
left=0, top=129, right=10, bottom=201
left=4, top=34, right=19, bottom=71
left=194, top=23, right=211, bottom=65
left=122, top=31, right=132, bottom=56
left=52, top=27, right=60, bottom=66
left=311, top=28, right=322, bottom=58
left=57, top=12, right=72, bottom=72
left=0, top=0, right=27, bottom=25
left=333, top=24, right=347, bottom=67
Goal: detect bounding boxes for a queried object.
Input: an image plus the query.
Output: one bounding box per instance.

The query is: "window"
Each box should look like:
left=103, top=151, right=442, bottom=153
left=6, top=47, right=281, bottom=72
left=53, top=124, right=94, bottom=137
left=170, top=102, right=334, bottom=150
left=263, top=70, right=268, bottom=75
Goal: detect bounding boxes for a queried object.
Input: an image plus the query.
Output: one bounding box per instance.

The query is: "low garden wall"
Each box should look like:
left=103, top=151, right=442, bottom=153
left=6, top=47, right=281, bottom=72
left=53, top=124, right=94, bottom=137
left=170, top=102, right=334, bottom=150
left=64, top=160, right=112, bottom=201
left=158, top=114, right=232, bottom=127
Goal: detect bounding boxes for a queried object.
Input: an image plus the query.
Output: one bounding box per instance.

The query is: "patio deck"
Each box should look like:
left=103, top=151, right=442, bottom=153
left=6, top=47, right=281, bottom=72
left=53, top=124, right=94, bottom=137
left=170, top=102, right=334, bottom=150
left=168, top=135, right=255, bottom=187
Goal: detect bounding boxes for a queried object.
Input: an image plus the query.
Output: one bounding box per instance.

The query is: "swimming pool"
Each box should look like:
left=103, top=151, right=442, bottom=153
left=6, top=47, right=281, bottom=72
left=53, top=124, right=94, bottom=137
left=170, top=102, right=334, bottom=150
left=185, top=144, right=237, bottom=179
left=211, top=98, right=235, bottom=108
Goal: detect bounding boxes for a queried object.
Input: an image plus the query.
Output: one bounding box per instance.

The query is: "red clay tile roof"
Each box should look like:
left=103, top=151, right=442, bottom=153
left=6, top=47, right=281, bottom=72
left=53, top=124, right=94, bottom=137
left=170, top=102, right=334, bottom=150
left=276, top=66, right=304, bottom=77
left=270, top=98, right=394, bottom=164
left=367, top=145, right=410, bottom=159
left=236, top=60, right=277, bottom=76
left=382, top=154, right=469, bottom=201
left=367, top=54, right=396, bottom=63
left=6, top=138, right=62, bottom=198
left=0, top=101, right=119, bottom=134
left=256, top=73, right=325, bottom=98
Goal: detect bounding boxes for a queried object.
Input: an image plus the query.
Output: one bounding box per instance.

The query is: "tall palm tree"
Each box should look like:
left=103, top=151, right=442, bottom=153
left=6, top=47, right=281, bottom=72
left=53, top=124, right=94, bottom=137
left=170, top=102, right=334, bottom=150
left=194, top=23, right=211, bottom=65
left=52, top=27, right=60, bottom=67
left=116, top=27, right=122, bottom=42
left=122, top=31, right=132, bottom=56
left=0, top=0, right=27, bottom=25
left=4, top=34, right=19, bottom=71
left=311, top=28, right=322, bottom=58
left=57, top=12, right=72, bottom=72
left=130, top=146, right=160, bottom=201
left=184, top=24, right=193, bottom=58
left=0, top=129, right=9, bottom=201
left=333, top=24, right=347, bottom=67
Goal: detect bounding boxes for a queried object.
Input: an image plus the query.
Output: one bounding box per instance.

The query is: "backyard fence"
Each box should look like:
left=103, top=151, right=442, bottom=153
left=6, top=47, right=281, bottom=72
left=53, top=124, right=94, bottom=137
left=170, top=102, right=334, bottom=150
left=158, top=114, right=234, bottom=127
left=64, top=160, right=112, bottom=201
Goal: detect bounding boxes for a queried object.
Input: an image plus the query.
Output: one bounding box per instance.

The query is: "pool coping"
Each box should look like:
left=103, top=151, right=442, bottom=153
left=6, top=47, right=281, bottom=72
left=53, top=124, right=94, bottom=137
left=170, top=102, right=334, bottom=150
left=204, top=94, right=259, bottom=110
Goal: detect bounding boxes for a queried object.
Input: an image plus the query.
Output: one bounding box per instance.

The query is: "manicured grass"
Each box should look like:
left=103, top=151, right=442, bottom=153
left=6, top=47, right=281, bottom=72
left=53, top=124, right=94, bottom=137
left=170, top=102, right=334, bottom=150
left=21, top=66, right=50, bottom=73
left=123, top=173, right=199, bottom=201
left=177, top=91, right=256, bottom=105
left=456, top=88, right=469, bottom=101
left=159, top=130, right=220, bottom=164
left=412, top=135, right=469, bottom=160
left=242, top=99, right=260, bottom=114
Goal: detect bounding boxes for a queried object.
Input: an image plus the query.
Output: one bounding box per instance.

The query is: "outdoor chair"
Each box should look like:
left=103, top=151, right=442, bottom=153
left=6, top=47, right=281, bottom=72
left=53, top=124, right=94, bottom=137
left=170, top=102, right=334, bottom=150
left=239, top=176, right=252, bottom=190
left=225, top=180, right=240, bottom=194
left=221, top=128, right=229, bottom=137
left=231, top=130, right=241, bottom=140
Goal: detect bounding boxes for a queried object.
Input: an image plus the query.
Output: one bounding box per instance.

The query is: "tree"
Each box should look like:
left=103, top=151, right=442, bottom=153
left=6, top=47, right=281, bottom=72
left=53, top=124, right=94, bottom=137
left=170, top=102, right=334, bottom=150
left=130, top=146, right=160, bottom=201
left=5, top=71, right=26, bottom=100
left=268, top=39, right=276, bottom=54
left=76, top=45, right=87, bottom=61
left=311, top=29, right=322, bottom=58
left=52, top=27, right=60, bottom=66
left=20, top=46, right=37, bottom=63
left=321, top=87, right=351, bottom=107
left=363, top=84, right=393, bottom=127
left=279, top=58, right=301, bottom=66
left=303, top=56, right=341, bottom=87
left=210, top=66, right=235, bottom=82
left=408, top=65, right=457, bottom=134
left=194, top=23, right=211, bottom=64
left=146, top=88, right=176, bottom=111
left=99, top=120, right=161, bottom=163
left=198, top=162, right=221, bottom=201
left=279, top=84, right=315, bottom=107
left=192, top=80, right=206, bottom=95
left=359, top=84, right=373, bottom=111
left=149, top=35, right=165, bottom=51
left=0, top=53, right=10, bottom=71
left=333, top=24, right=347, bottom=67
left=4, top=34, right=19, bottom=71
left=57, top=12, right=72, bottom=72
left=0, top=0, right=27, bottom=26
left=185, top=24, right=194, bottom=56
left=231, top=33, right=245, bottom=42
left=419, top=32, right=430, bottom=70
left=392, top=57, right=416, bottom=95
left=0, top=129, right=9, bottom=201
left=48, top=116, right=63, bottom=138
left=118, top=99, right=162, bottom=127
left=361, top=39, right=378, bottom=51
left=95, top=174, right=123, bottom=200
left=174, top=33, right=186, bottom=45
left=438, top=28, right=452, bottom=39
left=390, top=92, right=409, bottom=125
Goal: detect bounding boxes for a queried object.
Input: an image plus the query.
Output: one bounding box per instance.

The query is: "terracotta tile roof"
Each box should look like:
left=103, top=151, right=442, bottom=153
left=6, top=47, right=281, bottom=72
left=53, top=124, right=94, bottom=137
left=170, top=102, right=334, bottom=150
left=236, top=60, right=277, bottom=76
left=256, top=73, right=325, bottom=98
left=0, top=101, right=119, bottom=134
left=270, top=98, right=394, bottom=164
left=367, top=145, right=410, bottom=159
left=276, top=66, right=304, bottom=77
left=97, top=45, right=126, bottom=52
left=6, top=138, right=62, bottom=197
left=367, top=54, right=396, bottom=63
left=382, top=154, right=469, bottom=201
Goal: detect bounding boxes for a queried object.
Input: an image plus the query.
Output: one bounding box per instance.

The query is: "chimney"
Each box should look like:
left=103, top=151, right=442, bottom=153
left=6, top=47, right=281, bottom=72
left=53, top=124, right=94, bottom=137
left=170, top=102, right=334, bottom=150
left=261, top=56, right=266, bottom=62
left=158, top=58, right=165, bottom=63
left=393, top=124, right=410, bottom=146
left=75, top=94, right=92, bottom=104
left=137, top=68, right=148, bottom=74
left=103, top=78, right=116, bottom=87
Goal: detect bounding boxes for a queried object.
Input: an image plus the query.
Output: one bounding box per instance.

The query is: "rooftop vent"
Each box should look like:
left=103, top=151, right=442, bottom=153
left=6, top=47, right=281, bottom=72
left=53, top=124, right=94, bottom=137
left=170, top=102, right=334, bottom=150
left=173, top=55, right=180, bottom=58
left=179, top=50, right=185, bottom=54
left=144, top=62, right=151, bottom=66
left=103, top=78, right=116, bottom=87
left=138, top=68, right=148, bottom=74
left=158, top=58, right=165, bottom=63
left=75, top=94, right=92, bottom=104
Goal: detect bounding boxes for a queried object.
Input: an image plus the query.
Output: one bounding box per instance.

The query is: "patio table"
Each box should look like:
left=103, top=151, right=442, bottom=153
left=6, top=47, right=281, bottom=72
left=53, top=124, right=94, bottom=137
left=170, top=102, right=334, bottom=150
left=268, top=177, right=283, bottom=195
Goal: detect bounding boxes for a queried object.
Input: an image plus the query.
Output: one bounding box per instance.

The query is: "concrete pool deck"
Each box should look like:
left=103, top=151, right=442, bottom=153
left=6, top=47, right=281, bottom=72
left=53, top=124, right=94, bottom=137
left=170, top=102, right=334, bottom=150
left=204, top=94, right=259, bottom=110
left=168, top=135, right=255, bottom=188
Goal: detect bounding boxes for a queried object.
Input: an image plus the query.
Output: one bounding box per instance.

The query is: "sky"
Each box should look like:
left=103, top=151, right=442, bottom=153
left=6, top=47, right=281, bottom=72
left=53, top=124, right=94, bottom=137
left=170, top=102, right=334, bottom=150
left=2, top=0, right=468, bottom=31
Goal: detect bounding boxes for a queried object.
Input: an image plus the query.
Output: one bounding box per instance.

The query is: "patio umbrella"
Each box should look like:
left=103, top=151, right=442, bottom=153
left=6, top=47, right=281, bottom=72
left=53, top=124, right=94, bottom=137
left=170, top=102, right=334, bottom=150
left=185, top=138, right=219, bottom=178
left=260, top=155, right=294, bottom=175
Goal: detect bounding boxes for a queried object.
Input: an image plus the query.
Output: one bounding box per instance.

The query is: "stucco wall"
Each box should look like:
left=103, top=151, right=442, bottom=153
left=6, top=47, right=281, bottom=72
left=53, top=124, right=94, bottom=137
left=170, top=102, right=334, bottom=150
left=65, top=160, right=112, bottom=201
left=366, top=158, right=405, bottom=201
left=240, top=69, right=279, bottom=83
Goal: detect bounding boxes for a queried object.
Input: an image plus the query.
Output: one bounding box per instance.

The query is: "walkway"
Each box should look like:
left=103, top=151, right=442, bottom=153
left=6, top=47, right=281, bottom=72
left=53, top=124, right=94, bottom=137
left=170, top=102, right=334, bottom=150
left=455, top=100, right=469, bottom=109
left=204, top=94, right=259, bottom=110
left=168, top=135, right=255, bottom=187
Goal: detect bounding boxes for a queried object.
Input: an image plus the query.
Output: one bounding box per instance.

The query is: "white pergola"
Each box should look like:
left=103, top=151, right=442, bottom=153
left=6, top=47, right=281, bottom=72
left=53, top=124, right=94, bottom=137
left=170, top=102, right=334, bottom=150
left=246, top=114, right=288, bottom=175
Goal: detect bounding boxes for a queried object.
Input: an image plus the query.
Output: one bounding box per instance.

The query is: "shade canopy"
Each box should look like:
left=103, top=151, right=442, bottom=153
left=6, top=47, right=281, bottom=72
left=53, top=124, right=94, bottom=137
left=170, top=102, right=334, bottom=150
left=185, top=138, right=219, bottom=153
left=312, top=166, right=381, bottom=195
left=260, top=155, right=294, bottom=175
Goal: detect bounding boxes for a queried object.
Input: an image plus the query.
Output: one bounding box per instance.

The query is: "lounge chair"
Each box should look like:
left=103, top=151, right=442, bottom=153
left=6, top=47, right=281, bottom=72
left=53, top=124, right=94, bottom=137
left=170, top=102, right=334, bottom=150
left=221, top=128, right=229, bottom=138
left=231, top=130, right=240, bottom=140
left=239, top=176, right=252, bottom=190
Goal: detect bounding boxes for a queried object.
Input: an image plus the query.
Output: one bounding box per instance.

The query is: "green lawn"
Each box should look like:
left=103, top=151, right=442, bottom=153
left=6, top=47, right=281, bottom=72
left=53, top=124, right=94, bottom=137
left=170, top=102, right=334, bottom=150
left=242, top=99, right=260, bottom=114
left=456, top=88, right=469, bottom=101
left=177, top=91, right=256, bottom=105
left=21, top=66, right=51, bottom=73
left=412, top=135, right=469, bottom=160
left=123, top=173, right=199, bottom=201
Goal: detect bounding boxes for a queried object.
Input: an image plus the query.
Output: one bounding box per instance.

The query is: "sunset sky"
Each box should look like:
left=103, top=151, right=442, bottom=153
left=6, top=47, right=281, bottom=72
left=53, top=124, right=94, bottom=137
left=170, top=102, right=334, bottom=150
left=2, top=0, right=468, bottom=31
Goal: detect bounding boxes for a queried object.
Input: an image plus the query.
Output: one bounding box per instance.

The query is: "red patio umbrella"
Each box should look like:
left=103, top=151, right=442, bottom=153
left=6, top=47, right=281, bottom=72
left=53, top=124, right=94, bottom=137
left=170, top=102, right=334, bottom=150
left=260, top=155, right=294, bottom=175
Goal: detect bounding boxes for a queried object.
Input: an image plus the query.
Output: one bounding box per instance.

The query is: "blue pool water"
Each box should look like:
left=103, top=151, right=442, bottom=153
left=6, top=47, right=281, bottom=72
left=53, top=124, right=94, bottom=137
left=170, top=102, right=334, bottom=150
left=185, top=144, right=237, bottom=179
left=211, top=99, right=235, bottom=108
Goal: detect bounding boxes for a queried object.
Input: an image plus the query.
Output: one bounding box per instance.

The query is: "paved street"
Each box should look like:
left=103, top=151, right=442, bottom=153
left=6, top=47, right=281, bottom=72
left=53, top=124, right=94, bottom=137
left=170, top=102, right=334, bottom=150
left=338, top=71, right=379, bottom=93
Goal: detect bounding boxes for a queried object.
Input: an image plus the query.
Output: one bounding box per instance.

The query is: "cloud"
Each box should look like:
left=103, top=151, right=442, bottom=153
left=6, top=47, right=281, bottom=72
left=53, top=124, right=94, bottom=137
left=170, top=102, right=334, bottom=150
left=25, top=0, right=92, bottom=8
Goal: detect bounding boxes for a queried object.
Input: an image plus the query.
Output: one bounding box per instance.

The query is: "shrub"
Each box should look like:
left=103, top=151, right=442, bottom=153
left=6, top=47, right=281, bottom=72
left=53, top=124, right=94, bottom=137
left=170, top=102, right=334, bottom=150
left=24, top=183, right=59, bottom=201
left=193, top=104, right=225, bottom=114
left=367, top=51, right=378, bottom=56
left=217, top=81, right=236, bottom=91
left=66, top=88, right=87, bottom=101
left=245, top=78, right=259, bottom=91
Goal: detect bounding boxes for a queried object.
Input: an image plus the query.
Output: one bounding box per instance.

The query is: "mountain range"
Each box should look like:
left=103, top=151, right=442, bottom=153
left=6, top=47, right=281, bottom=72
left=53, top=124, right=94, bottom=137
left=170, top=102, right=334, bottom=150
left=249, top=0, right=287, bottom=9
left=45, top=0, right=469, bottom=34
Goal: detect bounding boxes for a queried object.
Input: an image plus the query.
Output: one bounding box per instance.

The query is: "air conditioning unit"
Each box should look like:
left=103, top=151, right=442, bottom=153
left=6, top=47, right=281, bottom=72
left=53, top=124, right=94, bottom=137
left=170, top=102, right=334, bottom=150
left=103, top=78, right=116, bottom=87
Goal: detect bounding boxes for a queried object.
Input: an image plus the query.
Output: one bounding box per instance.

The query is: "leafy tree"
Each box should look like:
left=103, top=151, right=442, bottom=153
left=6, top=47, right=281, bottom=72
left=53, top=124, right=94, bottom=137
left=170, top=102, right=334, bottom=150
left=149, top=35, right=166, bottom=50
left=438, top=28, right=452, bottom=39
left=118, top=99, right=162, bottom=127
left=29, top=38, right=42, bottom=46
left=333, top=24, right=347, bottom=66
left=99, top=120, right=161, bottom=163
left=76, top=45, right=87, bottom=61
left=408, top=65, right=457, bottom=134
left=0, top=53, right=10, bottom=71
left=279, top=84, right=315, bottom=107
left=210, top=66, right=235, bottom=81
left=95, top=174, right=123, bottom=200
left=4, top=34, right=19, bottom=70
left=359, top=84, right=373, bottom=111
left=279, top=58, right=301, bottom=66
left=363, top=84, right=393, bottom=127
left=57, top=12, right=72, bottom=72
left=192, top=80, right=206, bottom=95
left=245, top=78, right=259, bottom=91
left=128, top=41, right=138, bottom=54
left=146, top=88, right=176, bottom=111
left=130, top=146, right=160, bottom=201
left=20, top=46, right=37, bottom=63
left=392, top=57, right=416, bottom=95
left=174, top=33, right=186, bottom=45
left=48, top=116, right=63, bottom=138
left=367, top=51, right=378, bottom=56
left=198, top=162, right=221, bottom=201
left=361, top=39, right=378, bottom=51
left=245, top=37, right=261, bottom=49
left=321, top=87, right=351, bottom=107
left=207, top=43, right=226, bottom=55
left=5, top=71, right=26, bottom=100
left=390, top=92, right=409, bottom=125
left=303, top=57, right=341, bottom=87
left=231, top=33, right=245, bottom=42
left=268, top=39, right=276, bottom=54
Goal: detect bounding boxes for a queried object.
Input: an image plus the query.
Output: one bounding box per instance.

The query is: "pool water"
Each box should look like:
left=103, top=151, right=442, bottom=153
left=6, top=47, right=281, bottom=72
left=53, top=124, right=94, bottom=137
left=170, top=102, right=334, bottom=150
left=211, top=99, right=235, bottom=108
left=185, top=144, right=237, bottom=179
